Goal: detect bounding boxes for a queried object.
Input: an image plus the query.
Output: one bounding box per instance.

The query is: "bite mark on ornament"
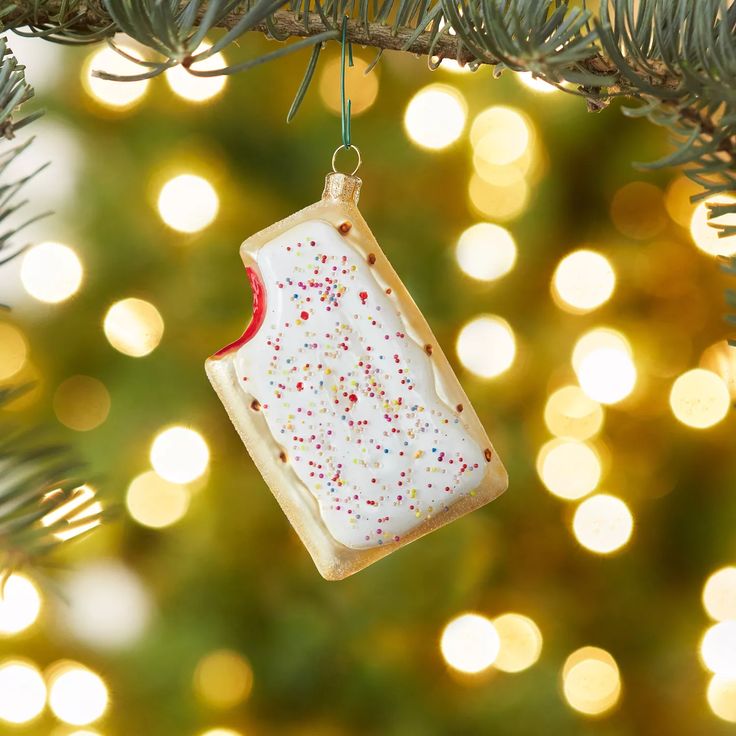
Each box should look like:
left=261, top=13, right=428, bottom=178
left=250, top=399, right=261, bottom=411
left=367, top=253, right=376, bottom=265
left=279, top=450, right=288, bottom=463
left=484, top=448, right=492, bottom=462
left=338, top=221, right=352, bottom=234
left=456, top=403, right=464, bottom=413
left=424, top=344, right=433, bottom=356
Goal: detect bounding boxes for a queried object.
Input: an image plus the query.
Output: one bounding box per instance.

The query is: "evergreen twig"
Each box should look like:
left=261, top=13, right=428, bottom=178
left=0, top=37, right=101, bottom=573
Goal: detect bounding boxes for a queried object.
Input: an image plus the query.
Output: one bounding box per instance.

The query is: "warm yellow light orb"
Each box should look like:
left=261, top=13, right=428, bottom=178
left=572, top=328, right=631, bottom=371
left=544, top=385, right=604, bottom=440
left=437, top=58, right=471, bottom=74
left=126, top=470, right=191, bottom=529
left=670, top=368, right=730, bottom=429
left=470, top=106, right=531, bottom=166
left=158, top=173, right=219, bottom=233
left=404, top=84, right=466, bottom=150
left=103, top=298, right=164, bottom=357
left=455, top=223, right=517, bottom=281
left=440, top=612, right=500, bottom=674
left=468, top=175, right=529, bottom=222
left=572, top=494, right=633, bottom=554
left=194, top=649, right=253, bottom=709
left=83, top=45, right=149, bottom=110
left=53, top=375, right=111, bottom=432
left=689, top=195, right=736, bottom=257
left=21, top=242, right=83, bottom=304
left=517, top=71, right=557, bottom=93
left=708, top=675, right=736, bottom=722
left=48, top=663, right=109, bottom=726
left=150, top=426, right=210, bottom=484
left=537, top=439, right=601, bottom=500
left=702, top=621, right=736, bottom=677
left=573, top=329, right=636, bottom=405
left=165, top=42, right=227, bottom=102
left=703, top=567, right=736, bottom=622
left=492, top=613, right=543, bottom=673
left=0, top=322, right=28, bottom=381
left=700, top=341, right=736, bottom=399
left=552, top=249, right=616, bottom=313
left=562, top=647, right=621, bottom=716
left=456, top=315, right=516, bottom=379
left=319, top=55, right=379, bottom=116
left=610, top=181, right=666, bottom=240
left=665, top=176, right=700, bottom=228
left=0, top=574, right=42, bottom=636
left=0, top=659, right=46, bottom=724
left=198, top=730, right=243, bottom=736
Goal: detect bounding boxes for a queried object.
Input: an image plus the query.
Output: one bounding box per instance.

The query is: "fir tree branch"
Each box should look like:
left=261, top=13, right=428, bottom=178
left=0, top=38, right=102, bottom=572
left=2, top=0, right=736, bottom=308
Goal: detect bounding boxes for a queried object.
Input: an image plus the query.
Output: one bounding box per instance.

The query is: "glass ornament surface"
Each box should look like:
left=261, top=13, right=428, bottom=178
left=206, top=172, right=508, bottom=579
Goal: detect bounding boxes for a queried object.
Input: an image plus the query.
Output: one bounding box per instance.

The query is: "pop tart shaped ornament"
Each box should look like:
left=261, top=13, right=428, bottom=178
left=206, top=169, right=508, bottom=580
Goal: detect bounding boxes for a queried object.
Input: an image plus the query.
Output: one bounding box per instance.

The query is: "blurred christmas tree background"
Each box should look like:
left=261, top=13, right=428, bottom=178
left=1, top=23, right=736, bottom=736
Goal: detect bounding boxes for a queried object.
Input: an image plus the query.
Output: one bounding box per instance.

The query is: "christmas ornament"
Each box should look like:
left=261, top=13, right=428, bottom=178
left=206, top=148, right=508, bottom=580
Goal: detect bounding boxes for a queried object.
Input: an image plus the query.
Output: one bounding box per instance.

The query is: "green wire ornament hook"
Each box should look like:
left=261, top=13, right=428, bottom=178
left=340, top=15, right=353, bottom=150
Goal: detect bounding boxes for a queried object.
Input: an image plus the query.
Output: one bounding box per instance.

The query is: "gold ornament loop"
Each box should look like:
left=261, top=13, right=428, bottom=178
left=331, top=145, right=362, bottom=176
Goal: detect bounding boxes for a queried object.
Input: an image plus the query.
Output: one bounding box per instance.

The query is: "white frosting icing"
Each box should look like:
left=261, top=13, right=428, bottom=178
left=233, top=220, right=487, bottom=549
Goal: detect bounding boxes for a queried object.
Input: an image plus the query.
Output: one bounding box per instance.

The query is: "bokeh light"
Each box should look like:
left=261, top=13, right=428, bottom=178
left=572, top=494, right=634, bottom=554
left=157, top=173, right=219, bottom=233
left=440, top=613, right=500, bottom=674
left=53, top=375, right=111, bottom=431
left=701, top=621, right=736, bottom=677
left=48, top=662, right=109, bottom=726
left=689, top=195, right=736, bottom=257
left=669, top=368, right=730, bottom=429
left=700, top=341, right=736, bottom=399
left=83, top=44, right=149, bottom=110
left=492, top=613, right=543, bottom=673
left=150, top=426, right=210, bottom=484
left=404, top=84, right=466, bottom=150
left=455, top=223, right=517, bottom=281
left=103, top=298, right=164, bottom=357
left=62, top=559, right=152, bottom=650
left=470, top=106, right=532, bottom=165
left=562, top=647, right=621, bottom=716
left=319, top=55, right=379, bottom=116
left=703, top=567, right=736, bottom=622
left=21, top=242, right=83, bottom=303
left=707, top=675, right=736, bottom=722
left=468, top=175, right=529, bottom=221
left=665, top=176, right=700, bottom=228
left=193, top=649, right=253, bottom=709
left=516, top=71, right=557, bottom=93
left=0, top=322, right=28, bottom=381
left=456, top=315, right=516, bottom=379
left=537, top=439, right=601, bottom=500
left=198, top=730, right=242, bottom=736
left=165, top=42, right=227, bottom=102
left=610, top=181, right=667, bottom=240
left=552, top=249, right=616, bottom=313
left=126, top=470, right=191, bottom=528
left=573, top=328, right=636, bottom=404
left=0, top=659, right=46, bottom=724
left=544, top=385, right=604, bottom=440
left=0, top=573, right=42, bottom=636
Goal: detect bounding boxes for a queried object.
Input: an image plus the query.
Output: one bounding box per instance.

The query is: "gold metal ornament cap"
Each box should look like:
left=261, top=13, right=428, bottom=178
left=322, top=172, right=362, bottom=205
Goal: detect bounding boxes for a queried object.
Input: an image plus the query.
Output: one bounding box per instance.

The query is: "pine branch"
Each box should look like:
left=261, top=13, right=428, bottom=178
left=2, top=1, right=736, bottom=319
left=0, top=38, right=102, bottom=573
